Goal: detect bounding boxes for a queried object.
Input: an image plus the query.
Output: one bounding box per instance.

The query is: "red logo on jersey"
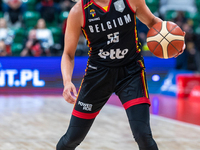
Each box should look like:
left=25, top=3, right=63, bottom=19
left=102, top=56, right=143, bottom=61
left=90, top=9, right=96, bottom=17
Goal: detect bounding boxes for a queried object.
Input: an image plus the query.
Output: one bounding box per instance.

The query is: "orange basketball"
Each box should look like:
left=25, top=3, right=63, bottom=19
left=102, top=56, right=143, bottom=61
left=146, top=21, right=184, bottom=59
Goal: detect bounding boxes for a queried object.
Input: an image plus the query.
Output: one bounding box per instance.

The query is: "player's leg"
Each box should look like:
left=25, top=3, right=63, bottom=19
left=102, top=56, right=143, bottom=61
left=115, top=59, right=158, bottom=150
left=118, top=90, right=158, bottom=150
left=56, top=116, right=95, bottom=150
left=125, top=103, right=158, bottom=150
left=57, top=64, right=114, bottom=150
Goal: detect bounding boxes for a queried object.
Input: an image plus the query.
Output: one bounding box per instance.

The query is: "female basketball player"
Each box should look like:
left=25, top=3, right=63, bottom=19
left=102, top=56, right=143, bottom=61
left=56, top=0, right=185, bottom=149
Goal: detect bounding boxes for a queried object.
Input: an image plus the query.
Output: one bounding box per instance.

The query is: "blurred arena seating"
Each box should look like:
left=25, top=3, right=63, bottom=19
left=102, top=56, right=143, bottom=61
left=0, top=0, right=199, bottom=65
left=160, top=0, right=197, bottom=16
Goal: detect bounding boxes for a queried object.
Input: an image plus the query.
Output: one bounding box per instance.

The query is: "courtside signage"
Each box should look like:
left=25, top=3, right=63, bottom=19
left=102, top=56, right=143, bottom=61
left=0, top=57, right=87, bottom=94
left=0, top=69, right=45, bottom=87
left=0, top=56, right=175, bottom=94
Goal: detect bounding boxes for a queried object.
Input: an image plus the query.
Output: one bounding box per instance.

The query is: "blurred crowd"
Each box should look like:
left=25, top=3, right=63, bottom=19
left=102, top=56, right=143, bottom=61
left=0, top=0, right=199, bottom=72
left=0, top=0, right=88, bottom=57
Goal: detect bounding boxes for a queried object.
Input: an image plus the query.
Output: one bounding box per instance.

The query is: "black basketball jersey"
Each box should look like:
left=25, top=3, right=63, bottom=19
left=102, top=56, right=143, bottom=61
left=81, top=0, right=141, bottom=67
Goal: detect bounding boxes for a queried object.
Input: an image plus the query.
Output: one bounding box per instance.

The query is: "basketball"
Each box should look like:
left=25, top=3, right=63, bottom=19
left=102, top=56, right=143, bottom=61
left=146, top=21, right=185, bottom=59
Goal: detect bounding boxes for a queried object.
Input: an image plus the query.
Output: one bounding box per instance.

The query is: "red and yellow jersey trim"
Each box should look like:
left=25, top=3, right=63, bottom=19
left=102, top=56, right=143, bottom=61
left=137, top=60, right=145, bottom=68
left=82, top=28, right=92, bottom=56
left=84, top=1, right=93, bottom=9
left=103, top=6, right=108, bottom=11
left=126, top=0, right=141, bottom=53
left=91, top=0, right=112, bottom=12
left=133, top=15, right=141, bottom=53
left=125, top=0, right=136, bottom=13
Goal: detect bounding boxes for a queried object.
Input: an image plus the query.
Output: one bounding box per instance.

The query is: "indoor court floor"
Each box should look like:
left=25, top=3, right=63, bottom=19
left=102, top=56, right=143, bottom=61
left=0, top=95, right=200, bottom=150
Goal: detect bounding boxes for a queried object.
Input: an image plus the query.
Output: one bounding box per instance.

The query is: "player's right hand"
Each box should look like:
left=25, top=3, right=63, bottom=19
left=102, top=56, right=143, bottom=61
left=63, top=82, right=77, bottom=104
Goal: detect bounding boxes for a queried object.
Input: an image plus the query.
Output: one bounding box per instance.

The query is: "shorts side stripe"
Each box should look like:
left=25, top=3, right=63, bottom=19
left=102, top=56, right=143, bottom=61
left=73, top=61, right=89, bottom=108
left=138, top=60, right=149, bottom=98
left=123, top=97, right=151, bottom=110
left=141, top=70, right=149, bottom=98
left=72, top=109, right=100, bottom=119
left=73, top=78, right=85, bottom=109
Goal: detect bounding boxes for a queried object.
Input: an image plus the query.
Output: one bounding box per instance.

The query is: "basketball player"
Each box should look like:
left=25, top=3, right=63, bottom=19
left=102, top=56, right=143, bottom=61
left=56, top=0, right=185, bottom=149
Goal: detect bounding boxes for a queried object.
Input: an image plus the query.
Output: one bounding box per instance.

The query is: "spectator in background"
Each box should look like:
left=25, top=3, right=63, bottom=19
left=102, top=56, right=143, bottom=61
left=60, top=18, right=67, bottom=50
left=0, top=0, right=2, bottom=12
left=170, top=11, right=198, bottom=72
left=182, top=22, right=194, bottom=42
left=0, top=40, right=8, bottom=56
left=2, top=0, right=26, bottom=29
left=173, top=11, right=187, bottom=28
left=60, top=0, right=74, bottom=12
left=0, top=18, right=13, bottom=55
left=194, top=31, right=200, bottom=73
left=136, top=19, right=149, bottom=45
left=36, top=0, right=61, bottom=24
left=136, top=19, right=152, bottom=56
left=53, top=0, right=63, bottom=2
left=61, top=17, right=88, bottom=56
left=21, top=29, right=45, bottom=57
left=186, top=41, right=197, bottom=71
left=35, top=18, right=54, bottom=55
left=75, top=32, right=89, bottom=56
left=180, top=22, right=197, bottom=71
left=0, top=18, right=10, bottom=41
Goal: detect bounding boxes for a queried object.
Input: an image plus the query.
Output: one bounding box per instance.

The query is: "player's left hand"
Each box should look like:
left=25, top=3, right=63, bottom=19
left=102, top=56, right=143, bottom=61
left=174, top=31, right=186, bottom=58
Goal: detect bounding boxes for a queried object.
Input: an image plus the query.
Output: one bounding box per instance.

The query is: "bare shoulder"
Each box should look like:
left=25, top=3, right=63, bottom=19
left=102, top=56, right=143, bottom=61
left=68, top=1, right=83, bottom=27
left=127, top=0, right=146, bottom=12
left=128, top=0, right=161, bottom=28
left=70, top=0, right=82, bottom=15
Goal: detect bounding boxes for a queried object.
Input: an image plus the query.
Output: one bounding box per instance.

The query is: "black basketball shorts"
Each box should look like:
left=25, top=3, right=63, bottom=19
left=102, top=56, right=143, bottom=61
left=72, top=58, right=150, bottom=119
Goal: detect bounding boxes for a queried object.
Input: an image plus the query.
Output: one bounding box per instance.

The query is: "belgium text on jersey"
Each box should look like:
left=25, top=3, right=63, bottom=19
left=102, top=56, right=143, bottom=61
left=88, top=14, right=132, bottom=33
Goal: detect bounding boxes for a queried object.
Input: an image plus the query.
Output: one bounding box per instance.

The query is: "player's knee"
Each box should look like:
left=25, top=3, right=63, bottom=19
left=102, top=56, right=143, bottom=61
left=56, top=133, right=82, bottom=150
left=134, top=128, right=153, bottom=147
left=130, top=121, right=155, bottom=148
left=56, top=126, right=89, bottom=150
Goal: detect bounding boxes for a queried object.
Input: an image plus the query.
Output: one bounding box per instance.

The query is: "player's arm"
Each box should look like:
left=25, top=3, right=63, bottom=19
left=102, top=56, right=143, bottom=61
left=61, top=1, right=83, bottom=104
left=130, top=0, right=162, bottom=28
